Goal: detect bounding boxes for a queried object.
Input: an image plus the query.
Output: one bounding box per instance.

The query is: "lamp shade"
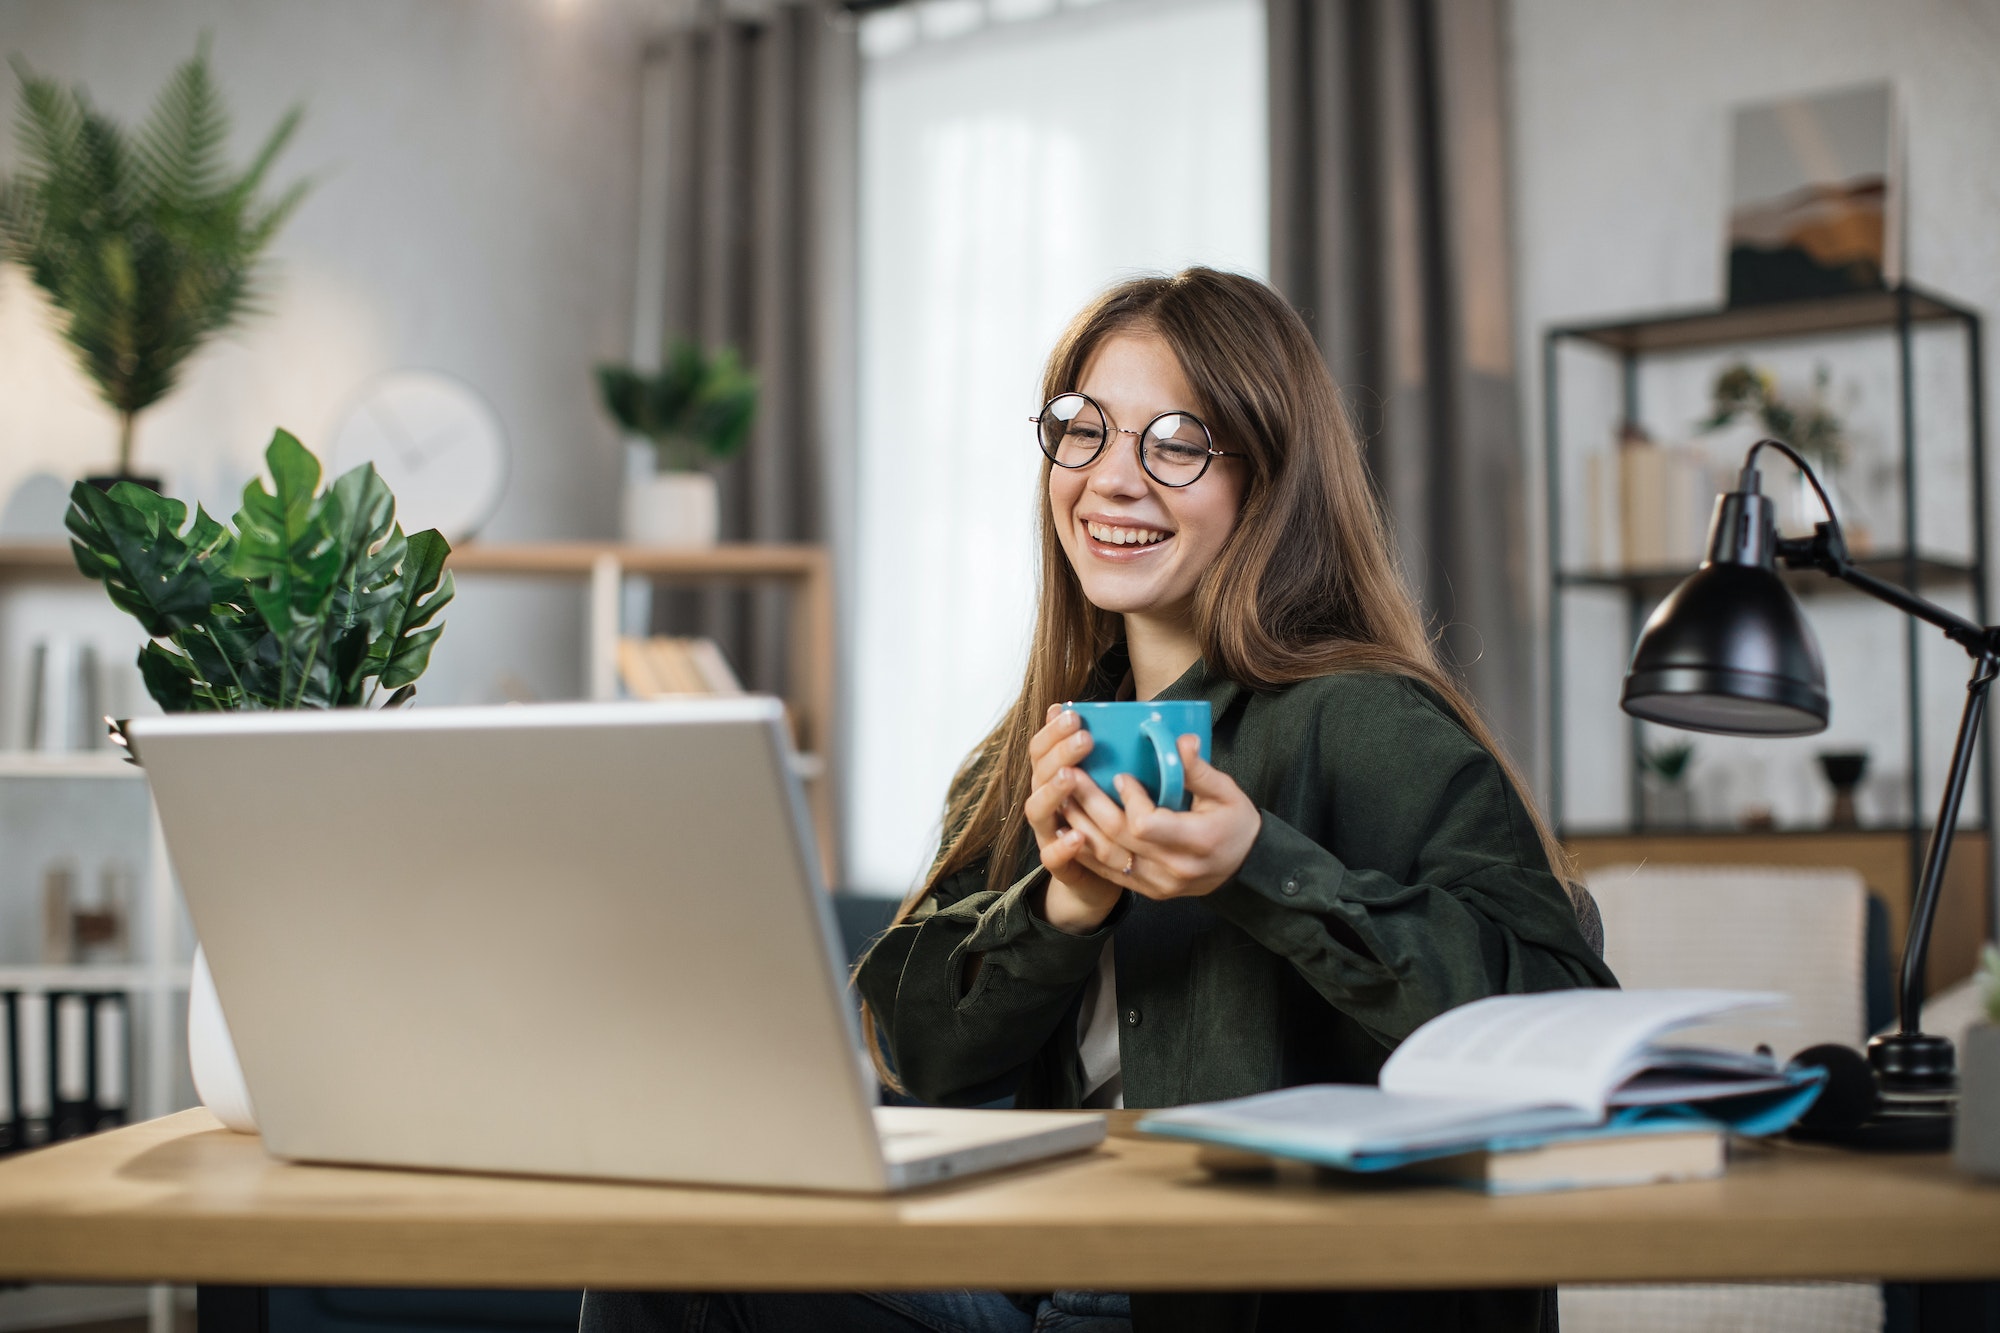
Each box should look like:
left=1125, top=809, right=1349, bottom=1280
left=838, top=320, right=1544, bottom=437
left=1620, top=491, right=1830, bottom=737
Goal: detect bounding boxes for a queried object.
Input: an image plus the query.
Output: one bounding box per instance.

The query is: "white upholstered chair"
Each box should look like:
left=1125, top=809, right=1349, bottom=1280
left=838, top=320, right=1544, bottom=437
left=1558, top=863, right=1881, bottom=1333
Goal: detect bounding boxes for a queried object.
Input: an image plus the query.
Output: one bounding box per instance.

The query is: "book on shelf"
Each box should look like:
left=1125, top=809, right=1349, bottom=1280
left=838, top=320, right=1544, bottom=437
left=1140, top=989, right=1825, bottom=1193
left=616, top=636, right=744, bottom=699
left=1589, top=428, right=1737, bottom=574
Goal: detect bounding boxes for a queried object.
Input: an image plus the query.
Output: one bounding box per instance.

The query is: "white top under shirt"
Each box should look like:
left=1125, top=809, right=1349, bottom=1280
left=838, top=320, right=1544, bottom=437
left=1076, top=939, right=1123, bottom=1108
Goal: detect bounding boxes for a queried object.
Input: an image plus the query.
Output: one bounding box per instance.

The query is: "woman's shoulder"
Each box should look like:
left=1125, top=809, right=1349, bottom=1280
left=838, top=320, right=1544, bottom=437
left=1255, top=666, right=1459, bottom=718
left=1246, top=669, right=1484, bottom=761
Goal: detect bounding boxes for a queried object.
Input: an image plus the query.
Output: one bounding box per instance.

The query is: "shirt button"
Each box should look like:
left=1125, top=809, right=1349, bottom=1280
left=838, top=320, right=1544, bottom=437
left=1281, top=876, right=1301, bottom=897
left=1124, top=1008, right=1143, bottom=1027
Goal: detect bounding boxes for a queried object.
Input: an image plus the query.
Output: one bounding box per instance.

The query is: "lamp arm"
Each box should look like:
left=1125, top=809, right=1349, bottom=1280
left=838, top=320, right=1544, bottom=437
left=1894, top=650, right=1998, bottom=1045
left=1778, top=532, right=1995, bottom=652
left=1742, top=438, right=2000, bottom=1069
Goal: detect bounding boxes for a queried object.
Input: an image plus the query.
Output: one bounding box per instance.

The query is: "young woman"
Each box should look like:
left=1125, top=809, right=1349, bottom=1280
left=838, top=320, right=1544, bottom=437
left=582, top=270, right=1612, bottom=1333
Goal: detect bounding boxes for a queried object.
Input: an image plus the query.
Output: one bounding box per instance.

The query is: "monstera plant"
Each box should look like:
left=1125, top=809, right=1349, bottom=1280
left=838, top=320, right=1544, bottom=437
left=68, top=429, right=454, bottom=1137
left=66, top=429, right=453, bottom=712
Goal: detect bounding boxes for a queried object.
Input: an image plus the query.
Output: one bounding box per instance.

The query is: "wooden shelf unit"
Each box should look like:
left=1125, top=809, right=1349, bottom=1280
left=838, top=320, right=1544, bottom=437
left=0, top=539, right=841, bottom=882
left=0, top=540, right=836, bottom=749
left=443, top=541, right=839, bottom=881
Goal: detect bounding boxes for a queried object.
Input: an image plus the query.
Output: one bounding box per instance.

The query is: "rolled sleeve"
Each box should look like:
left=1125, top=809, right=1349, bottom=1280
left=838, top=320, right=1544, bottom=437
left=856, top=866, right=1127, bottom=1105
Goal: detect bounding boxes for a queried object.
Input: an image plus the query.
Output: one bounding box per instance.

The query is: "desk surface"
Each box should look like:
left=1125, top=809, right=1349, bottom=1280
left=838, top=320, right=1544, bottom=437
left=4, top=1110, right=2000, bottom=1291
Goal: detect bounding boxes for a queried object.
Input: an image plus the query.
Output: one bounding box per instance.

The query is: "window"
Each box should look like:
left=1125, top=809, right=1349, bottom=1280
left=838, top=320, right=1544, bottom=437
left=848, top=0, right=1268, bottom=894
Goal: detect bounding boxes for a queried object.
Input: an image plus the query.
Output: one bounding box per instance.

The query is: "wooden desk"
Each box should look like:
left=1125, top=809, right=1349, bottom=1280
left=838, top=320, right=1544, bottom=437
left=4, top=1110, right=2000, bottom=1294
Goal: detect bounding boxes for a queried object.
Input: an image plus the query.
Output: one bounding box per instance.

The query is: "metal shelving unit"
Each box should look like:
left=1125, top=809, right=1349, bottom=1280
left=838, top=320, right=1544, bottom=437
left=1542, top=284, right=1992, bottom=924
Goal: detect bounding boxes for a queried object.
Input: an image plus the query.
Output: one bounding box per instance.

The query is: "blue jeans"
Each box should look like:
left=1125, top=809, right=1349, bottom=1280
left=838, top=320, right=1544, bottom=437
left=578, top=1289, right=1131, bottom=1333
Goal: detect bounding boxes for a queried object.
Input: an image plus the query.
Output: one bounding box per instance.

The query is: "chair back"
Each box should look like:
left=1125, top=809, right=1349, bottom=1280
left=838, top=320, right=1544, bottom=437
left=1586, top=863, right=1866, bottom=1057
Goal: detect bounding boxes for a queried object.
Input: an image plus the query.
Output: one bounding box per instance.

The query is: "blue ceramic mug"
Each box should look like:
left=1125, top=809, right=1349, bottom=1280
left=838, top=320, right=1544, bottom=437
left=1064, top=700, right=1213, bottom=811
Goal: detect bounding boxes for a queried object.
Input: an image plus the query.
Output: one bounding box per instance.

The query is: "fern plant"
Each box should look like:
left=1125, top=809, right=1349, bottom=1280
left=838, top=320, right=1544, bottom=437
left=0, top=39, right=308, bottom=477
left=67, top=430, right=453, bottom=712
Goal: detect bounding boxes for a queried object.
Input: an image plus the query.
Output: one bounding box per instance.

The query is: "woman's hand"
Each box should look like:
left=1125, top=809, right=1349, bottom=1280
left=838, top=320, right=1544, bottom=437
left=1024, top=707, right=1263, bottom=930
left=1065, top=731, right=1261, bottom=902
left=1024, top=706, right=1128, bottom=934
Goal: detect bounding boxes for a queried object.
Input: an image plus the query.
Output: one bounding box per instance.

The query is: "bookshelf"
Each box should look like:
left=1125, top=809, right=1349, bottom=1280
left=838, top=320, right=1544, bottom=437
left=1543, top=284, right=1994, bottom=963
left=0, top=754, right=187, bottom=1333
left=0, top=758, right=189, bottom=1122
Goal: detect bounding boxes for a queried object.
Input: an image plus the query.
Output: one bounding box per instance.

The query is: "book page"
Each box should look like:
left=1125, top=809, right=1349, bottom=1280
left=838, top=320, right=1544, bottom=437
left=1379, top=989, right=1780, bottom=1114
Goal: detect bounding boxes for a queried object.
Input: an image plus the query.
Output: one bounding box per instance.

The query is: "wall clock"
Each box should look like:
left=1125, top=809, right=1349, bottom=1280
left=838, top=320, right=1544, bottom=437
left=327, top=370, right=509, bottom=543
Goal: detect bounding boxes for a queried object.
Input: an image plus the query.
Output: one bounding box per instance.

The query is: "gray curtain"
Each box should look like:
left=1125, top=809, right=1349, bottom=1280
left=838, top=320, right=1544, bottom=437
left=647, top=3, right=858, bottom=697
left=1267, top=0, right=1533, bottom=760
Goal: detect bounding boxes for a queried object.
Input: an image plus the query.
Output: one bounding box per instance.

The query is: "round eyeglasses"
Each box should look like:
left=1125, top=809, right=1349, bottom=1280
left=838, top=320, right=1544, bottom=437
left=1030, top=392, right=1244, bottom=488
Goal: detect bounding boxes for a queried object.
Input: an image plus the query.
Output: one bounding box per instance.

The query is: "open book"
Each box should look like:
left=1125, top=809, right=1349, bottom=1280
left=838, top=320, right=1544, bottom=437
left=1140, top=990, right=1826, bottom=1175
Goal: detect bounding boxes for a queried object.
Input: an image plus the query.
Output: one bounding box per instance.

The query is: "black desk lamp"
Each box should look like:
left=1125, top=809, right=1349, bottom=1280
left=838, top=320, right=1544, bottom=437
left=1622, top=438, right=1993, bottom=1148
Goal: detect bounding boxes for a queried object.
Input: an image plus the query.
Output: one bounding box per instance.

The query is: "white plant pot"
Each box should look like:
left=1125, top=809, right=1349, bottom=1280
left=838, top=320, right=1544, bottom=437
left=622, top=471, right=719, bottom=548
left=1958, top=1022, right=2000, bottom=1178
left=188, top=944, right=259, bottom=1134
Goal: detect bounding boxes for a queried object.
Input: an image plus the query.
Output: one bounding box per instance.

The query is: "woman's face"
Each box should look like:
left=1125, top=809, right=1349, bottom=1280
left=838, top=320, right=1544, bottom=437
left=1048, top=330, right=1246, bottom=624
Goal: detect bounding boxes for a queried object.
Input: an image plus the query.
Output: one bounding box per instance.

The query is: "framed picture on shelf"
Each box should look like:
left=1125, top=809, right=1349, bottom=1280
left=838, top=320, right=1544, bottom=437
left=1725, top=82, right=1901, bottom=308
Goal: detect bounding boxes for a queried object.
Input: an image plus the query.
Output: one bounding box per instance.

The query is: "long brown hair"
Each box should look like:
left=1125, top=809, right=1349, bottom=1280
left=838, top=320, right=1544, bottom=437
left=861, top=268, right=1571, bottom=1074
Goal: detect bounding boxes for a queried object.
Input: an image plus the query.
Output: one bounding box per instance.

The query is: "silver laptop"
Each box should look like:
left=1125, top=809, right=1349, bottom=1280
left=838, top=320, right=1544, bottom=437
left=128, top=698, right=1103, bottom=1193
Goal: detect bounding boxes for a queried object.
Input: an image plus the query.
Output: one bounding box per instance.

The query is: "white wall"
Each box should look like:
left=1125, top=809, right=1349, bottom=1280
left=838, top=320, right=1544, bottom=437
left=0, top=0, right=652, bottom=712
left=1512, top=0, right=2000, bottom=830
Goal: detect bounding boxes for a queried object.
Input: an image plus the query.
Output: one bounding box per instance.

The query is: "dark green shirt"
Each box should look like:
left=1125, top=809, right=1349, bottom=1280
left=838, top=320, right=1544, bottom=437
left=857, top=656, right=1615, bottom=1111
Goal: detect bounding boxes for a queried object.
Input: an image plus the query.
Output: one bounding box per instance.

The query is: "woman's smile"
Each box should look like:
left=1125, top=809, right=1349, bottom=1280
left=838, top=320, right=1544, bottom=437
left=1081, top=514, right=1174, bottom=551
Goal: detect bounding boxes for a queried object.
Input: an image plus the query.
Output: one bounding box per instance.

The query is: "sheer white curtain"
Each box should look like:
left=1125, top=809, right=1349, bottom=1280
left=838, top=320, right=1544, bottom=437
left=847, top=0, right=1268, bottom=895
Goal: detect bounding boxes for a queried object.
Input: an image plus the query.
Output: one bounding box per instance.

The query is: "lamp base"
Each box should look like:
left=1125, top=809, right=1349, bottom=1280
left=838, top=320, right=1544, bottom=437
left=1787, top=1095, right=1954, bottom=1151
left=1870, top=1030, right=1957, bottom=1086
left=1786, top=1032, right=1957, bottom=1152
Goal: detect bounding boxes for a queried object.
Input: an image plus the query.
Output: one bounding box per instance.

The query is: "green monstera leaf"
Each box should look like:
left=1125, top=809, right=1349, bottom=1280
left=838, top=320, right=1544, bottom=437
left=66, top=428, right=454, bottom=712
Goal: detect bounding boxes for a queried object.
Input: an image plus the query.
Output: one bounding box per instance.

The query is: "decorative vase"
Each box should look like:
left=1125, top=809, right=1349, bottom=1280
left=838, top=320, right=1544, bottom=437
left=1818, top=749, right=1869, bottom=829
left=188, top=944, right=259, bottom=1134
left=1639, top=776, right=1695, bottom=830
left=1958, top=1023, right=2000, bottom=1179
left=622, top=471, right=719, bottom=548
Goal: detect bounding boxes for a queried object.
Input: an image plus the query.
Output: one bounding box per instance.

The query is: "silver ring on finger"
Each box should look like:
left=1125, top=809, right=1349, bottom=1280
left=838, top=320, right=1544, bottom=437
left=1123, top=853, right=1137, bottom=877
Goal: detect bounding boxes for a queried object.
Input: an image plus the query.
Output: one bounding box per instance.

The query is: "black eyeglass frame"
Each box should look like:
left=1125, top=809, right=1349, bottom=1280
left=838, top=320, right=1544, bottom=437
left=1029, top=392, right=1246, bottom=489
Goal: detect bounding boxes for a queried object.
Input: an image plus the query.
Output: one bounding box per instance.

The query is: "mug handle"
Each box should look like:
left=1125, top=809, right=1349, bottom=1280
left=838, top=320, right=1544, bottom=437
left=1140, top=716, right=1186, bottom=811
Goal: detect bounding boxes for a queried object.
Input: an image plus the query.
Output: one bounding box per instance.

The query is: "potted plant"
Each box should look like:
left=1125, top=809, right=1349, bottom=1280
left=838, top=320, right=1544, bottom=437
left=0, top=40, right=307, bottom=489
left=596, top=340, right=757, bottom=547
left=1703, top=361, right=1865, bottom=549
left=68, top=429, right=453, bottom=1132
left=1638, top=739, right=1697, bottom=829
left=1958, top=945, right=2000, bottom=1178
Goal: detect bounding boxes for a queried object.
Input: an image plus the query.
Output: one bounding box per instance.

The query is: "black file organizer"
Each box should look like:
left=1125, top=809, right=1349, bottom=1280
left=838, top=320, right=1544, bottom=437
left=0, top=990, right=17, bottom=1155
left=0, top=987, right=130, bottom=1157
